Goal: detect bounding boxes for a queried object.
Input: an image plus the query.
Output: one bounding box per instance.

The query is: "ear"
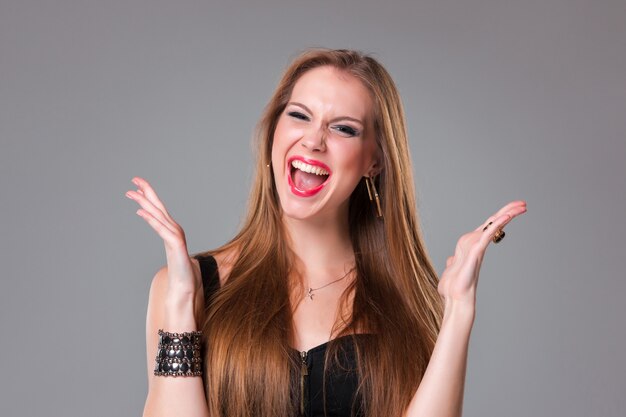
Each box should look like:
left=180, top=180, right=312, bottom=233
left=365, top=153, right=383, bottom=178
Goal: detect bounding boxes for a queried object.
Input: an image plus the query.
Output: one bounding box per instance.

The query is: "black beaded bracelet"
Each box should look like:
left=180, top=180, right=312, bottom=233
left=154, top=329, right=203, bottom=377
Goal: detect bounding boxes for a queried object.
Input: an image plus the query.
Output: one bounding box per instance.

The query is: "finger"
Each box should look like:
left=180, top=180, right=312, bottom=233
left=131, top=177, right=173, bottom=218
left=132, top=177, right=170, bottom=216
left=136, top=209, right=180, bottom=243
left=446, top=256, right=454, bottom=267
left=495, top=204, right=527, bottom=230
left=480, top=213, right=511, bottom=245
left=475, top=201, right=527, bottom=232
left=126, top=190, right=177, bottom=234
left=127, top=189, right=173, bottom=230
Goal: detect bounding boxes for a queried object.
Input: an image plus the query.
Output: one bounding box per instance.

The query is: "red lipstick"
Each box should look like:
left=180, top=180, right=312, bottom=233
left=286, top=155, right=332, bottom=197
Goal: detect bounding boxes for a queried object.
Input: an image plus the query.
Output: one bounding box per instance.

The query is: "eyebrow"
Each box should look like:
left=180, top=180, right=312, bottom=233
left=287, top=101, right=365, bottom=127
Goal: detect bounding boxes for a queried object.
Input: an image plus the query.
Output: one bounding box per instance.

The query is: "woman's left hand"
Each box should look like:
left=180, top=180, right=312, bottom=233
left=437, top=200, right=527, bottom=310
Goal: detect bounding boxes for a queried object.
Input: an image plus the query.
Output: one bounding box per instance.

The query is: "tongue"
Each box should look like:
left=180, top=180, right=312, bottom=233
left=293, top=169, right=327, bottom=190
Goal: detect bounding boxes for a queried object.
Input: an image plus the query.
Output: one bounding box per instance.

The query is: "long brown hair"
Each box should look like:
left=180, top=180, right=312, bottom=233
left=193, top=48, right=444, bottom=417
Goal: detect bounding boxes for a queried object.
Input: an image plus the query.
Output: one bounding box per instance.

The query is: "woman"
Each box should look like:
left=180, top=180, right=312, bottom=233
left=126, top=48, right=527, bottom=417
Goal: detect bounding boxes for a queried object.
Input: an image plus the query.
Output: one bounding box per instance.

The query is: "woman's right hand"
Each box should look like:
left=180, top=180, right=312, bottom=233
left=125, top=176, right=199, bottom=302
left=131, top=177, right=209, bottom=417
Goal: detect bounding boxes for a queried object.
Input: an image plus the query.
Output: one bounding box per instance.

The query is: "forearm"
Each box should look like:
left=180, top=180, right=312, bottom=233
left=144, top=374, right=209, bottom=417
left=143, top=298, right=210, bottom=417
left=404, top=301, right=475, bottom=417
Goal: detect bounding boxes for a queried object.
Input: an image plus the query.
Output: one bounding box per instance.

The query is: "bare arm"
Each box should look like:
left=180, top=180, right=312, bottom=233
left=125, top=176, right=211, bottom=417
left=404, top=302, right=474, bottom=417
left=142, top=266, right=210, bottom=417
left=405, top=200, right=527, bottom=417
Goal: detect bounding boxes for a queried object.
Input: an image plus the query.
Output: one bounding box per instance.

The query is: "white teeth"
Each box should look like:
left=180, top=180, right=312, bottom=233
left=291, top=160, right=329, bottom=176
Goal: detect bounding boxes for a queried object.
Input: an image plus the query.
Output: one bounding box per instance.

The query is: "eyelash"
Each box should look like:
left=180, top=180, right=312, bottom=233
left=334, top=125, right=359, bottom=136
left=288, top=111, right=309, bottom=121
left=287, top=111, right=360, bottom=137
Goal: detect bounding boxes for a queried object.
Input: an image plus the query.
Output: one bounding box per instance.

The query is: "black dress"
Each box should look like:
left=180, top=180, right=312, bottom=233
left=195, top=254, right=366, bottom=417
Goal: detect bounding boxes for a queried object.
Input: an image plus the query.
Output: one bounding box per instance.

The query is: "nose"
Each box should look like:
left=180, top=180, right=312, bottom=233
left=299, top=126, right=326, bottom=152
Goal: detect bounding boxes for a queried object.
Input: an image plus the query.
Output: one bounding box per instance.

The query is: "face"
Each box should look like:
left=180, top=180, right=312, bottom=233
left=271, top=65, right=380, bottom=221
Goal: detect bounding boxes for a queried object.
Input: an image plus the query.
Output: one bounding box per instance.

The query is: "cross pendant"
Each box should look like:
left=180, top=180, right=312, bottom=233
left=307, top=288, right=314, bottom=300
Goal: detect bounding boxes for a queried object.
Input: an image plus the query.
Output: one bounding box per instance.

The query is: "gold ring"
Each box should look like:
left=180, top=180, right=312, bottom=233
left=492, top=229, right=505, bottom=243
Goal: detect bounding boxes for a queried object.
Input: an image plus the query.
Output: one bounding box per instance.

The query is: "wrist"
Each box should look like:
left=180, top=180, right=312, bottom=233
left=164, top=295, right=197, bottom=332
left=442, top=299, right=476, bottom=327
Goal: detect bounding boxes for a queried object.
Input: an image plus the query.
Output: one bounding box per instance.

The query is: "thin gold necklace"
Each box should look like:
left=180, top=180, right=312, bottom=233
left=306, top=267, right=355, bottom=300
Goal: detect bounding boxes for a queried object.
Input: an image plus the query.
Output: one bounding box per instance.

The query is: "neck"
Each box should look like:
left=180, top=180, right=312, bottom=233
left=282, top=208, right=355, bottom=277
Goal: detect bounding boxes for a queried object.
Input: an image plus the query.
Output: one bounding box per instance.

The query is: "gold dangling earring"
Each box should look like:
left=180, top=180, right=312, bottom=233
left=365, top=176, right=383, bottom=218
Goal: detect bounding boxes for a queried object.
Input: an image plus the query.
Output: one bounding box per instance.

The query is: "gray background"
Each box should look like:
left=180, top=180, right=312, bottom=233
left=1, top=1, right=624, bottom=416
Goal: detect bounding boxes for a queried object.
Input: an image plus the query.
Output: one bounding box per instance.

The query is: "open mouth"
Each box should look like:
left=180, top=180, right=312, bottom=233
left=287, top=157, right=331, bottom=197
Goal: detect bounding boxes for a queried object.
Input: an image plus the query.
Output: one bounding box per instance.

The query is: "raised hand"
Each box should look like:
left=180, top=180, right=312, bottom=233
left=125, top=176, right=199, bottom=300
left=437, top=200, right=527, bottom=309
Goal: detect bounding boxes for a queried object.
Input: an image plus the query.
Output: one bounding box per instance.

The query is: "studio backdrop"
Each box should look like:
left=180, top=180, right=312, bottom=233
left=1, top=1, right=624, bottom=416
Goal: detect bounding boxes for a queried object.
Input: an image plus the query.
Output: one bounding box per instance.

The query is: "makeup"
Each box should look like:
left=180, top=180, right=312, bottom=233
left=286, top=155, right=332, bottom=197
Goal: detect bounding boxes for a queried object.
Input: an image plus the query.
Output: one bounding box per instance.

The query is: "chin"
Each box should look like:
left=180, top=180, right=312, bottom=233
left=278, top=191, right=351, bottom=225
left=278, top=196, right=325, bottom=221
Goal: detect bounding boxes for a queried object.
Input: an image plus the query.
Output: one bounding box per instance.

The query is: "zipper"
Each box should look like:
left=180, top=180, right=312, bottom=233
left=300, top=350, right=309, bottom=416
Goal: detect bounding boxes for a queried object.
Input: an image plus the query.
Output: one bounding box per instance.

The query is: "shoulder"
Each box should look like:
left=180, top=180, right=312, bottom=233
left=148, top=260, right=203, bottom=298
left=207, top=245, right=240, bottom=287
left=147, top=264, right=169, bottom=304
left=149, top=243, right=240, bottom=297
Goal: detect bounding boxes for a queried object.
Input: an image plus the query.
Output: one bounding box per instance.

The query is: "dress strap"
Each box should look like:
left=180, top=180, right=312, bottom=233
left=194, top=254, right=221, bottom=306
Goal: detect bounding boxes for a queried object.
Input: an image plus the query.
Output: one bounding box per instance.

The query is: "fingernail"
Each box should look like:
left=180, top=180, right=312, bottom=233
left=125, top=191, right=133, bottom=199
